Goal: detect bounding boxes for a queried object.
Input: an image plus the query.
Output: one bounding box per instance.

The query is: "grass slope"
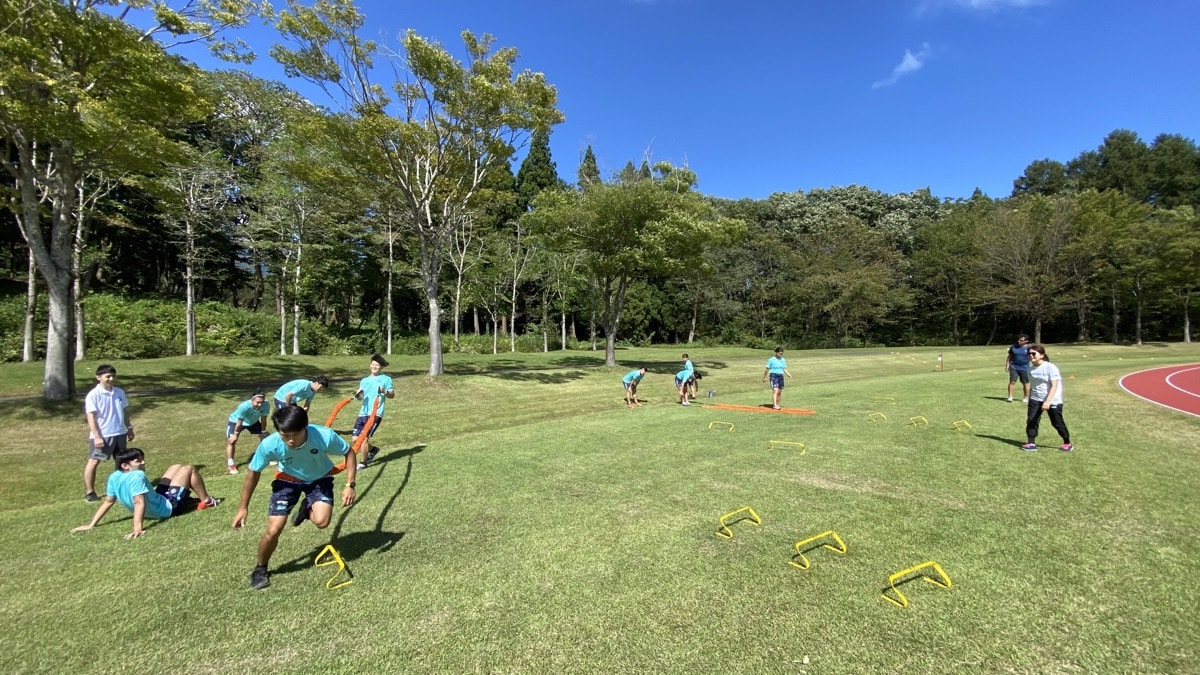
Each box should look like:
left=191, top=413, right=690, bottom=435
left=1, top=344, right=1197, bottom=673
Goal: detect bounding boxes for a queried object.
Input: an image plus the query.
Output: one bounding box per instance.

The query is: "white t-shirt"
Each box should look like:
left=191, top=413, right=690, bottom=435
left=85, top=385, right=129, bottom=439
left=1029, top=362, right=1063, bottom=405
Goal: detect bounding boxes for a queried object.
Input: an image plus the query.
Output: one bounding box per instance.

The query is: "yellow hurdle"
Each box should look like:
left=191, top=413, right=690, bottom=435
left=789, top=530, right=847, bottom=570
left=707, top=421, right=735, bottom=432
left=952, top=419, right=973, bottom=432
left=868, top=412, right=888, bottom=423
left=908, top=416, right=928, bottom=428
left=715, top=506, right=762, bottom=539
left=315, top=544, right=353, bottom=590
left=873, top=396, right=896, bottom=405
left=882, top=561, right=951, bottom=607
left=768, top=440, right=806, bottom=455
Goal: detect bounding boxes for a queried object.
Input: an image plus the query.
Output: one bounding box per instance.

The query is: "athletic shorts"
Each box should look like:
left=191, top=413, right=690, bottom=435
left=268, top=476, right=335, bottom=517
left=226, top=420, right=264, bottom=437
left=623, top=381, right=636, bottom=391
left=1009, top=368, right=1030, bottom=384
left=352, top=415, right=383, bottom=439
left=87, top=435, right=127, bottom=462
left=273, top=399, right=288, bottom=412
left=155, top=483, right=189, bottom=514
left=769, top=373, right=785, bottom=389
left=675, top=376, right=686, bottom=388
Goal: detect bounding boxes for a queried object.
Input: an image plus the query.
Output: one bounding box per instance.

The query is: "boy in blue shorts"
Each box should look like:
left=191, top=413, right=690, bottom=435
left=762, top=347, right=793, bottom=410
left=622, top=367, right=646, bottom=407
left=353, top=353, right=395, bottom=469
left=225, top=390, right=271, bottom=474
left=73, top=448, right=220, bottom=540
left=232, top=405, right=357, bottom=590
left=273, top=376, right=329, bottom=412
left=83, top=364, right=135, bottom=502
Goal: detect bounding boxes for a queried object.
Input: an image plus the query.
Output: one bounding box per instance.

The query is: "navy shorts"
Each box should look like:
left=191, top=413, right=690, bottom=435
left=273, top=399, right=288, bottom=412
left=769, top=373, right=785, bottom=389
left=1009, top=368, right=1030, bottom=384
left=155, top=483, right=189, bottom=513
left=226, top=420, right=264, bottom=437
left=87, top=435, right=127, bottom=462
left=623, top=381, right=636, bottom=391
left=268, top=476, right=335, bottom=517
left=352, top=415, right=383, bottom=438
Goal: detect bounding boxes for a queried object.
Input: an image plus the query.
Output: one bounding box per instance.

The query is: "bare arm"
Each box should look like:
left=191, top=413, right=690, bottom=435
left=86, top=411, right=104, bottom=448
left=1043, top=379, right=1060, bottom=410
left=127, top=494, right=146, bottom=539
left=73, top=497, right=117, bottom=532
left=232, top=470, right=262, bottom=529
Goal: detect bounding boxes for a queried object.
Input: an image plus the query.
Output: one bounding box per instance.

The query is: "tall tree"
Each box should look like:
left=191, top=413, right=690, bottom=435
left=577, top=145, right=600, bottom=187
left=273, top=1, right=563, bottom=375
left=0, top=0, right=266, bottom=400
left=1012, top=158, right=1069, bottom=197
left=515, top=128, right=560, bottom=212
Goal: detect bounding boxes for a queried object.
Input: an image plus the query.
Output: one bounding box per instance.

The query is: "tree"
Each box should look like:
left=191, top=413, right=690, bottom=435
left=577, top=145, right=600, bottom=187
left=1157, top=206, right=1200, bottom=341
left=911, top=195, right=990, bottom=345
left=273, top=1, right=563, bottom=375
left=527, top=162, right=742, bottom=366
left=0, top=0, right=267, bottom=400
left=1012, top=158, right=1069, bottom=197
left=515, top=128, right=561, bottom=212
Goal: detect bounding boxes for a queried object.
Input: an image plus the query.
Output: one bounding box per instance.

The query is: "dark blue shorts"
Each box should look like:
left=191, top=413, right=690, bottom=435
left=155, top=483, right=189, bottom=511
left=226, top=420, right=264, bottom=437
left=352, top=415, right=383, bottom=438
left=769, top=373, right=785, bottom=389
left=273, top=399, right=288, bottom=412
left=1009, top=367, right=1030, bottom=384
left=268, top=476, right=335, bottom=517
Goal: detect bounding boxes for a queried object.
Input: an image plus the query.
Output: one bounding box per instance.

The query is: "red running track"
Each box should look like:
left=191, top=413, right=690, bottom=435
left=1118, top=364, right=1200, bottom=418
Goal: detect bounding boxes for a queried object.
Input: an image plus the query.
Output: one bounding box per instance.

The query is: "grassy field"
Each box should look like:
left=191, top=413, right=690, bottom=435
left=1, top=343, right=1198, bottom=673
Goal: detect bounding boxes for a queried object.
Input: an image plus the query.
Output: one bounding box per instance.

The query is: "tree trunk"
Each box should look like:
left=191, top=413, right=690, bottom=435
left=277, top=273, right=286, bottom=356
left=292, top=246, right=302, bottom=355
left=73, top=196, right=86, bottom=361
left=23, top=252, right=36, bottom=363
left=561, top=310, right=567, bottom=351
left=1111, top=285, right=1120, bottom=345
left=185, top=235, right=196, bottom=356
left=386, top=235, right=395, bottom=355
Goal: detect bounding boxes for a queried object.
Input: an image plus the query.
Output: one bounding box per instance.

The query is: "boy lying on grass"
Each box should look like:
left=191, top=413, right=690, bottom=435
left=73, top=448, right=220, bottom=540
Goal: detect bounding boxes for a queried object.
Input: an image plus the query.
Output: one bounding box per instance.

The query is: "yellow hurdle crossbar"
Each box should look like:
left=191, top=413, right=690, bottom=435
left=882, top=561, right=952, bottom=607
left=908, top=416, right=928, bottom=427
left=873, top=396, right=896, bottom=405
left=952, top=419, right=973, bottom=432
left=707, top=421, right=735, bottom=432
left=868, top=412, right=888, bottom=423
left=768, top=440, right=806, bottom=455
left=715, top=506, right=762, bottom=539
left=315, top=544, right=353, bottom=590
left=789, top=530, right=847, bottom=570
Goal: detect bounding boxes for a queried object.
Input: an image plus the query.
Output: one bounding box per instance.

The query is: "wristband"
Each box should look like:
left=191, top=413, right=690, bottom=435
left=348, top=482, right=356, bottom=489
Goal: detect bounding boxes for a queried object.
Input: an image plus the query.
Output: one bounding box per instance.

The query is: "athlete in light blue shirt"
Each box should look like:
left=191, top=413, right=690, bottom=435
left=762, top=347, right=793, bottom=410
left=623, top=367, right=646, bottom=407
left=273, top=376, right=328, bottom=411
left=226, top=391, right=271, bottom=474
left=353, top=353, right=396, bottom=469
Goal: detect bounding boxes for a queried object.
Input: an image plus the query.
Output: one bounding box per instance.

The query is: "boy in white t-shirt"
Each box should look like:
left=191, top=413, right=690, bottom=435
left=83, top=364, right=134, bottom=503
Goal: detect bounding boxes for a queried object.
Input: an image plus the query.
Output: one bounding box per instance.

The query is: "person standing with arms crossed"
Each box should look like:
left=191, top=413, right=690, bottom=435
left=83, top=364, right=134, bottom=502
left=762, top=347, right=792, bottom=410
left=1005, top=334, right=1032, bottom=403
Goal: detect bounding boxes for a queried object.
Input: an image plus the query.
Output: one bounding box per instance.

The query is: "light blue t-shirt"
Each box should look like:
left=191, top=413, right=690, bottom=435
left=676, top=368, right=692, bottom=382
left=275, top=379, right=316, bottom=406
left=767, top=356, right=788, bottom=375
left=106, top=470, right=172, bottom=520
left=357, top=374, right=395, bottom=418
left=683, top=359, right=694, bottom=376
left=622, top=369, right=644, bottom=384
left=249, top=425, right=350, bottom=483
left=229, top=399, right=269, bottom=426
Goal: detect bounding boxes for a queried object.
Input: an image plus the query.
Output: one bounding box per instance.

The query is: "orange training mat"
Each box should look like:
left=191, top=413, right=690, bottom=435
left=701, top=402, right=815, bottom=415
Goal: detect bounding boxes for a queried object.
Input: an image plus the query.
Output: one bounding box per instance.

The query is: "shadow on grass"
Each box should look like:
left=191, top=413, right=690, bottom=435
left=273, top=443, right=424, bottom=576
left=974, top=433, right=1025, bottom=449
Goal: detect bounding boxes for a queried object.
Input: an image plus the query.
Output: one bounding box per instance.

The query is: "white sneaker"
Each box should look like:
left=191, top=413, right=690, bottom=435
left=1006, top=397, right=1013, bottom=402
left=681, top=401, right=690, bottom=406
left=227, top=465, right=238, bottom=475
left=1021, top=398, right=1029, bottom=403
left=356, top=462, right=367, bottom=470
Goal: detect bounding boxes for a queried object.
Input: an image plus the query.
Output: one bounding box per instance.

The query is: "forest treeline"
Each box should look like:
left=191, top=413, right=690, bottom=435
left=3, top=1, right=1198, bottom=399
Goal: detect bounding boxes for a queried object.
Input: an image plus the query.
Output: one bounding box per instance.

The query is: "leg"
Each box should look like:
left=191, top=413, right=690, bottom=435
left=160, top=464, right=212, bottom=502
left=1025, top=402, right=1045, bottom=444
left=1047, top=406, right=1070, bottom=444
left=257, top=516, right=288, bottom=566
left=309, top=500, right=334, bottom=529
left=83, top=458, right=101, bottom=494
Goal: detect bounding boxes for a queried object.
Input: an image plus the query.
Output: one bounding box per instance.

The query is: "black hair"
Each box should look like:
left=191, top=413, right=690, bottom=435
left=96, top=364, right=116, bottom=376
left=682, top=353, right=689, bottom=359
left=774, top=347, right=783, bottom=354
left=371, top=353, right=389, bottom=367
left=1027, top=344, right=1049, bottom=361
left=1018, top=334, right=1029, bottom=342
left=272, top=404, right=309, bottom=432
left=115, top=447, right=145, bottom=469
left=313, top=376, right=329, bottom=387
left=252, top=389, right=265, bottom=398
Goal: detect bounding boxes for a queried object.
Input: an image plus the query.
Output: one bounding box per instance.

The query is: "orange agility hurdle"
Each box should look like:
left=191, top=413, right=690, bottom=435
left=704, top=402, right=815, bottom=415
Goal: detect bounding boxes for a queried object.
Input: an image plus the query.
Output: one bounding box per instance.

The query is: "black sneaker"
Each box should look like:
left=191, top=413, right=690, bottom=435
left=291, top=501, right=310, bottom=527
left=250, top=565, right=270, bottom=590
left=84, top=492, right=100, bottom=503
left=366, top=446, right=379, bottom=463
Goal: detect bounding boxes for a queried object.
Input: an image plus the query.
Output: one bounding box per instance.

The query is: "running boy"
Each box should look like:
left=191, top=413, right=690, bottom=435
left=73, top=447, right=220, bottom=539
left=225, top=390, right=271, bottom=474
left=353, top=353, right=395, bottom=469
left=232, top=405, right=357, bottom=590
left=83, top=364, right=134, bottom=502
left=762, top=347, right=793, bottom=410
left=273, top=376, right=328, bottom=412
left=622, top=367, right=646, bottom=407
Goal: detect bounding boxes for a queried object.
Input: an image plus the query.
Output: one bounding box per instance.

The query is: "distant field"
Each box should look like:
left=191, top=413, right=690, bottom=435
left=1, top=343, right=1197, bottom=673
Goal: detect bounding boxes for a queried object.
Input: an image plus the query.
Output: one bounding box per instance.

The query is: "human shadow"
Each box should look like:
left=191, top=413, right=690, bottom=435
left=272, top=444, right=423, bottom=575
left=981, top=396, right=1016, bottom=402
left=974, top=434, right=1026, bottom=449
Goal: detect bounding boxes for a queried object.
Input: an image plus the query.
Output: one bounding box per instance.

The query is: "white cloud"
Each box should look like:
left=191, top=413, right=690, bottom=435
left=916, top=0, right=1048, bottom=13
left=872, top=43, right=934, bottom=89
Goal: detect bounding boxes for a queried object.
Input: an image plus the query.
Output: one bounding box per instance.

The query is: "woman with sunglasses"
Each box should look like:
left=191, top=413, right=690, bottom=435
left=1022, top=344, right=1073, bottom=452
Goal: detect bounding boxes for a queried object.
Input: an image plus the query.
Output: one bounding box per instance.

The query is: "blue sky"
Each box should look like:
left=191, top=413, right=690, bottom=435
left=203, top=0, right=1199, bottom=201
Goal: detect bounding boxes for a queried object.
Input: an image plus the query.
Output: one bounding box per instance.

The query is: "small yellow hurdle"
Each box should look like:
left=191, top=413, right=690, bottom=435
left=768, top=440, right=806, bottom=455
left=868, top=412, right=888, bottom=423
left=873, top=396, right=896, bottom=405
left=789, top=530, right=847, bottom=570
left=908, top=416, right=928, bottom=428
left=715, top=506, right=761, bottom=539
left=882, top=561, right=952, bottom=607
left=315, top=544, right=353, bottom=590
left=952, top=419, right=973, bottom=432
left=707, top=421, right=735, bottom=432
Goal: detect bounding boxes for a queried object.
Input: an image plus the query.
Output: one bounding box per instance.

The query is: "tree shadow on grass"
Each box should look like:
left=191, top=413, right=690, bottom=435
left=272, top=443, right=424, bottom=576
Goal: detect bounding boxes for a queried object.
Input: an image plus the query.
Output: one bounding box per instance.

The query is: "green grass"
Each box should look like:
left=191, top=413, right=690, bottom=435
left=2, top=344, right=1198, bottom=673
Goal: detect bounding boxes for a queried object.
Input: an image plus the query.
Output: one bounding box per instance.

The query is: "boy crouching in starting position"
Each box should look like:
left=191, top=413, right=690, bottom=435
left=232, top=405, right=357, bottom=590
left=73, top=448, right=220, bottom=539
